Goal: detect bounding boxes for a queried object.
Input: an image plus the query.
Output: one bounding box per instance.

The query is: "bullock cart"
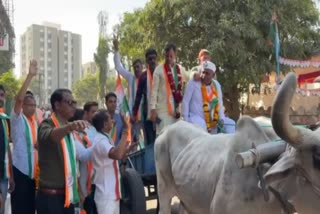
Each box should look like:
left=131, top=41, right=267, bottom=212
left=120, top=141, right=157, bottom=214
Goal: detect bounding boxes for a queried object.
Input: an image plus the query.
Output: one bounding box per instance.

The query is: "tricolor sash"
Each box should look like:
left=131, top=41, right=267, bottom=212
left=22, top=115, right=38, bottom=179
left=0, top=109, right=10, bottom=179
left=110, top=125, right=117, bottom=143
left=51, top=114, right=79, bottom=207
left=163, top=67, right=175, bottom=116
left=100, top=132, right=124, bottom=200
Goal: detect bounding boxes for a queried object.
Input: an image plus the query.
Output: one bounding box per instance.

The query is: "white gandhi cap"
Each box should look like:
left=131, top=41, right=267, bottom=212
left=200, top=61, right=216, bottom=73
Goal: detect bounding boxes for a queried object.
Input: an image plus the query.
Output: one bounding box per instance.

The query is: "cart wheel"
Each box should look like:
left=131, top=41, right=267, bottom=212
left=120, top=168, right=146, bottom=214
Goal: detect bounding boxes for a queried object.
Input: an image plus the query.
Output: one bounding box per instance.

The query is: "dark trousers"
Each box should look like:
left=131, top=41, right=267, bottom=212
left=36, top=191, right=74, bottom=214
left=11, top=166, right=35, bottom=214
left=144, top=120, right=156, bottom=145
left=83, top=185, right=97, bottom=214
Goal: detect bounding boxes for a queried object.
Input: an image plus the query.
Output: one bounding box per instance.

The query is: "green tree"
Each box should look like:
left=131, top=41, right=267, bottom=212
left=0, top=70, right=20, bottom=99
left=117, top=0, right=320, bottom=119
left=72, top=74, right=100, bottom=106
left=0, top=71, right=20, bottom=114
left=94, top=37, right=111, bottom=99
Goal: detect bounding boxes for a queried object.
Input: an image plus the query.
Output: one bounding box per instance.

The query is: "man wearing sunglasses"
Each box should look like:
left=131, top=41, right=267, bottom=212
left=132, top=48, right=158, bottom=145
left=37, top=88, right=91, bottom=214
left=10, top=60, right=38, bottom=214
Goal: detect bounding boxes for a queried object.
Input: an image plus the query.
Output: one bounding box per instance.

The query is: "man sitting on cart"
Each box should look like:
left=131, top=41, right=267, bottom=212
left=182, top=61, right=226, bottom=134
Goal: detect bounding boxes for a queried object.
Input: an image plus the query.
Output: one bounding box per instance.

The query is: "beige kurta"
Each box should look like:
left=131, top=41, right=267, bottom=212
left=150, top=63, right=188, bottom=134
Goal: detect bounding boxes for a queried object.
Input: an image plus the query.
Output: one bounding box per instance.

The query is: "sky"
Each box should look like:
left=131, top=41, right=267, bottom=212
left=13, top=0, right=149, bottom=77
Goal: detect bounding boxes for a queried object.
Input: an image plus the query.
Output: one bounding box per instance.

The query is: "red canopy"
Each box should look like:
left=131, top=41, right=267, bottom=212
left=297, top=70, right=320, bottom=85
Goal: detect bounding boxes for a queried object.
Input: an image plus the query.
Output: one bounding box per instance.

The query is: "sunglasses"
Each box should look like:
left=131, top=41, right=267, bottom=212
left=62, top=99, right=77, bottom=106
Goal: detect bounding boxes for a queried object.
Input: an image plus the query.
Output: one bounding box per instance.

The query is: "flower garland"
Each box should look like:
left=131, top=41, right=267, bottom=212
left=201, top=83, right=219, bottom=131
left=164, top=64, right=182, bottom=103
left=164, top=64, right=182, bottom=118
left=164, top=64, right=182, bottom=119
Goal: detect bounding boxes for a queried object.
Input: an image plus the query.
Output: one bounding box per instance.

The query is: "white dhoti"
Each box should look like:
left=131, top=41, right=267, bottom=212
left=95, top=197, right=119, bottom=214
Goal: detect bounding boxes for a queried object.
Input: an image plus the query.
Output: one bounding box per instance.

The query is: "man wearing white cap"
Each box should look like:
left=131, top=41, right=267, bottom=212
left=182, top=61, right=225, bottom=134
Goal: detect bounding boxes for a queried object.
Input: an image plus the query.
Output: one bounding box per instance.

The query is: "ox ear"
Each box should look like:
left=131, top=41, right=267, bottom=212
left=264, top=150, right=296, bottom=185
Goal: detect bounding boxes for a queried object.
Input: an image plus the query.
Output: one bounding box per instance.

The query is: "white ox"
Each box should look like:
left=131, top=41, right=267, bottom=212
left=155, top=72, right=320, bottom=214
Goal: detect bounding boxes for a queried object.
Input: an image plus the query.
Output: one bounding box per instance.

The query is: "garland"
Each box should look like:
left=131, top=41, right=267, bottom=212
left=201, top=82, right=219, bottom=131
left=163, top=64, right=182, bottom=118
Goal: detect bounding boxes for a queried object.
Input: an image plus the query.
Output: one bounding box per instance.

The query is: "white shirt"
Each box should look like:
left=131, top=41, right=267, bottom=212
left=91, top=132, right=121, bottom=200
left=114, top=51, right=137, bottom=112
left=182, top=79, right=225, bottom=131
left=10, top=111, right=35, bottom=176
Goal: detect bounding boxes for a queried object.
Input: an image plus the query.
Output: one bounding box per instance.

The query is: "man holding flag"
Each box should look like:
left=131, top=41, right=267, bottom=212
left=113, top=37, right=143, bottom=143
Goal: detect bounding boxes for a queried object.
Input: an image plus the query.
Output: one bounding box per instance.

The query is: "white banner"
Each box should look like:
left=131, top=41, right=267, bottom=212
left=0, top=33, right=9, bottom=51
left=280, top=57, right=320, bottom=68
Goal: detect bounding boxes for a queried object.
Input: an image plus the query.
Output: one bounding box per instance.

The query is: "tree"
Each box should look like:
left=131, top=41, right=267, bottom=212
left=94, top=37, right=111, bottom=100
left=0, top=70, right=20, bottom=99
left=0, top=71, right=20, bottom=114
left=72, top=74, right=100, bottom=106
left=116, top=0, right=320, bottom=120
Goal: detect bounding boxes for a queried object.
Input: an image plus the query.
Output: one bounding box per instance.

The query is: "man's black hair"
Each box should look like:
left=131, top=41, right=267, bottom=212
left=50, top=89, right=72, bottom=110
left=83, top=101, right=98, bottom=112
left=164, top=43, right=177, bottom=53
left=145, top=48, right=157, bottom=59
left=105, top=92, right=117, bottom=102
left=92, top=109, right=109, bottom=132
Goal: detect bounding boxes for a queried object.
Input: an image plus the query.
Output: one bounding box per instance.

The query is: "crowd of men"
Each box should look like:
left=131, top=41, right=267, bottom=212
left=0, top=40, right=235, bottom=214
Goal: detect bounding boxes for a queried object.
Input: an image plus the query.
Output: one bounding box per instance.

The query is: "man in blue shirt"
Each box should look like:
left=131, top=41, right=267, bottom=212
left=105, top=93, right=123, bottom=145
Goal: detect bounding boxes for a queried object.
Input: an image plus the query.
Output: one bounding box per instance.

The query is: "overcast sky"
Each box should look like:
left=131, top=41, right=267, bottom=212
left=13, top=0, right=149, bottom=76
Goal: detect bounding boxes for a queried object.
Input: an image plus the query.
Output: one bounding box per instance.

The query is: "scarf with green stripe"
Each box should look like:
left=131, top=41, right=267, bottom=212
left=100, top=131, right=125, bottom=200
left=0, top=110, right=10, bottom=179
left=51, top=113, right=79, bottom=207
left=22, top=115, right=38, bottom=179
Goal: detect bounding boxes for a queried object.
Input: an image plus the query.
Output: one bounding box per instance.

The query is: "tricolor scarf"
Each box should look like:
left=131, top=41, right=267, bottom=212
left=22, top=115, right=38, bottom=179
left=163, top=64, right=182, bottom=117
left=201, top=81, right=219, bottom=130
left=145, top=68, right=153, bottom=120
left=110, top=125, right=117, bottom=143
left=74, top=133, right=93, bottom=194
left=51, top=114, right=79, bottom=207
left=100, top=131, right=124, bottom=200
left=130, top=78, right=144, bottom=121
left=0, top=109, right=10, bottom=179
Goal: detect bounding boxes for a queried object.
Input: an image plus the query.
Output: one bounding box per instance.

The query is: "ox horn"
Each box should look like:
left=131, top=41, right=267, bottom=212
left=271, top=72, right=319, bottom=147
